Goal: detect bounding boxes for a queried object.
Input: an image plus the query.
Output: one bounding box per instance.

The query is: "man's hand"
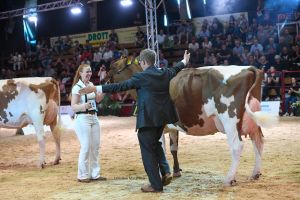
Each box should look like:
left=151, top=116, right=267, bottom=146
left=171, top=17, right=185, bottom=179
left=79, top=86, right=97, bottom=95
left=183, top=50, right=191, bottom=65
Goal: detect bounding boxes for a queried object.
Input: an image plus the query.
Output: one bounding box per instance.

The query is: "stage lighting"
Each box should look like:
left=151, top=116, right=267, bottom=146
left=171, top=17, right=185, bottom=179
left=71, top=7, right=82, bottom=14
left=71, top=3, right=83, bottom=15
left=120, top=0, right=133, bottom=7
left=28, top=15, right=37, bottom=23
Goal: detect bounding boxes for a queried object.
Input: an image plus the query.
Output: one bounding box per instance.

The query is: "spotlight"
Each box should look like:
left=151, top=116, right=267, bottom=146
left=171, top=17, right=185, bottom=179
left=28, top=15, right=37, bottom=23
left=71, top=3, right=83, bottom=15
left=71, top=7, right=82, bottom=14
left=120, top=0, right=133, bottom=7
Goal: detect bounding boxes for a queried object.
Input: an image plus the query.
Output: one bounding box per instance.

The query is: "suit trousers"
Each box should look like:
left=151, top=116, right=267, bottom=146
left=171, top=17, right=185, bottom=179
left=138, top=126, right=170, bottom=190
left=75, top=114, right=101, bottom=180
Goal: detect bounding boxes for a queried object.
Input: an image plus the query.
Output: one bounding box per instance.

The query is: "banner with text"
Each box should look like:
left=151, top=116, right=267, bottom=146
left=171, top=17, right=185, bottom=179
left=50, top=26, right=145, bottom=47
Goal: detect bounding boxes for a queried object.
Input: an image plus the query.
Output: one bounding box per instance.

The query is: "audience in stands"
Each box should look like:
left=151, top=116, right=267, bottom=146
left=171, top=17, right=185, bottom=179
left=2, top=10, right=300, bottom=115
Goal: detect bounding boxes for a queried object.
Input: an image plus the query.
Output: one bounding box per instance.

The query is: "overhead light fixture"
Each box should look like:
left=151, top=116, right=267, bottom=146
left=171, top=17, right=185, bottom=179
left=120, top=0, right=133, bottom=7
left=71, top=3, right=83, bottom=15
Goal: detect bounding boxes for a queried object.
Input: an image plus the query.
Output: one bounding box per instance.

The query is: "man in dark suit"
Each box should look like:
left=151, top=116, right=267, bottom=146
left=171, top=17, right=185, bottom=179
left=79, top=49, right=190, bottom=192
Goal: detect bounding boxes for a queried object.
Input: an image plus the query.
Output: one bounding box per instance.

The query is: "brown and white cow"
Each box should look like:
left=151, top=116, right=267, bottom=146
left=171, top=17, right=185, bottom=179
left=169, top=65, right=277, bottom=186
left=0, top=77, right=62, bottom=168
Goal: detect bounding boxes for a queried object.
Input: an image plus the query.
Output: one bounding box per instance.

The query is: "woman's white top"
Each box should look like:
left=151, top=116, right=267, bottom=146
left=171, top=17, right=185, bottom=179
left=72, top=79, right=97, bottom=111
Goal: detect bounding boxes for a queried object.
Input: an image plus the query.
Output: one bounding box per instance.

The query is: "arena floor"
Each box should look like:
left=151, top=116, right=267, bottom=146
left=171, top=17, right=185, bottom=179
left=0, top=116, right=299, bottom=200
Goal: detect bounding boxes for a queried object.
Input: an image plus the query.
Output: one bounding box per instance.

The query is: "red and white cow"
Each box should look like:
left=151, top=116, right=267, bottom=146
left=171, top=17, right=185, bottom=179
left=169, top=65, right=277, bottom=186
left=0, top=77, right=62, bottom=168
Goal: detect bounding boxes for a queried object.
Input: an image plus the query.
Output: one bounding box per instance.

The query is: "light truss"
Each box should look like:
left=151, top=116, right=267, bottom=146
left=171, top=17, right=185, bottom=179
left=145, top=0, right=164, bottom=66
left=0, top=0, right=81, bottom=20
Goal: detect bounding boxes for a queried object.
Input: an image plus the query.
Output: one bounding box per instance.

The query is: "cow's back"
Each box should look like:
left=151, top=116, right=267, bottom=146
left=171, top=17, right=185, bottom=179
left=170, top=66, right=262, bottom=136
left=0, top=77, right=59, bottom=128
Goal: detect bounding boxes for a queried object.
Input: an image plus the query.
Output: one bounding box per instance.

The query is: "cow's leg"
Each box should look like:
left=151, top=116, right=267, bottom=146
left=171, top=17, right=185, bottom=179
left=222, top=121, right=243, bottom=186
left=251, top=139, right=263, bottom=180
left=169, top=130, right=181, bottom=177
left=50, top=124, right=61, bottom=165
left=31, top=114, right=47, bottom=168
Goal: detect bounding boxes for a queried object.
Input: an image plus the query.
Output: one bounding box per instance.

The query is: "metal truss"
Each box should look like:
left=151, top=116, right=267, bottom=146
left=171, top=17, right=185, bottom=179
left=144, top=0, right=164, bottom=66
left=0, top=0, right=81, bottom=20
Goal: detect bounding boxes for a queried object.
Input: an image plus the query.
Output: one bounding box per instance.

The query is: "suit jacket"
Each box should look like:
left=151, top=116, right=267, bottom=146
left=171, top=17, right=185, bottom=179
left=102, top=61, right=185, bottom=129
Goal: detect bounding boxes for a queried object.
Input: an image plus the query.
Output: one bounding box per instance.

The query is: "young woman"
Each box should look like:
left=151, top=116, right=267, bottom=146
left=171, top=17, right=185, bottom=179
left=71, top=64, right=106, bottom=182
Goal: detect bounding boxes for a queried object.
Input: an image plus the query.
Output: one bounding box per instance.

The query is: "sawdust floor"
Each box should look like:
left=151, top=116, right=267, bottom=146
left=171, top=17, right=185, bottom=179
left=0, top=116, right=299, bottom=200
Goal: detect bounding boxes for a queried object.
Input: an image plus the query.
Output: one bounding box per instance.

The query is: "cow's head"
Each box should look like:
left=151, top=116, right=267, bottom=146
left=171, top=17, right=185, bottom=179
left=106, top=57, right=143, bottom=83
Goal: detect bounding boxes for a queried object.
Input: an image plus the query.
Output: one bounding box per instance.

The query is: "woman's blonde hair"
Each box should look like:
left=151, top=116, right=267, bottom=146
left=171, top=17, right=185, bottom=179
left=71, top=64, right=90, bottom=88
left=68, top=64, right=90, bottom=101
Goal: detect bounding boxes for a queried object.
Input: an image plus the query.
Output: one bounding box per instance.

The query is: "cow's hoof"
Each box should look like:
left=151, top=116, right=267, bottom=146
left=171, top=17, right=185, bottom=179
left=224, top=179, right=237, bottom=187
left=251, top=173, right=262, bottom=180
left=173, top=171, right=182, bottom=178
left=53, top=158, right=61, bottom=165
left=39, top=161, right=46, bottom=169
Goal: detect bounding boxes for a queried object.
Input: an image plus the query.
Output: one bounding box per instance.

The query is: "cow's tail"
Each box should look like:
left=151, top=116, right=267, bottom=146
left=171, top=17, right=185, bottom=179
left=52, top=79, right=63, bottom=141
left=244, top=68, right=279, bottom=129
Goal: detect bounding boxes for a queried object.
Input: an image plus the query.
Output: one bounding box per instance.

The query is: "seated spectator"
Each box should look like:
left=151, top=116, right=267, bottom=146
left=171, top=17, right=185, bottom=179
left=163, top=34, right=175, bottom=55
left=102, top=47, right=113, bottom=69
left=98, top=65, right=107, bottom=84
left=217, top=44, right=231, bottom=63
left=92, top=49, right=103, bottom=71
left=0, top=68, right=7, bottom=79
left=244, top=54, right=259, bottom=67
left=176, top=20, right=192, bottom=44
left=133, top=12, right=144, bottom=26
left=273, top=55, right=283, bottom=71
left=135, top=26, right=145, bottom=47
left=188, top=37, right=200, bottom=64
left=258, top=55, right=271, bottom=71
left=159, top=52, right=168, bottom=68
left=157, top=29, right=166, bottom=48
left=210, top=17, right=223, bottom=40
left=290, top=44, right=300, bottom=69
left=226, top=15, right=236, bottom=36
left=282, top=28, right=294, bottom=46
left=280, top=46, right=292, bottom=70
left=197, top=25, right=210, bottom=40
left=232, top=39, right=244, bottom=65
left=249, top=38, right=264, bottom=55
left=265, top=37, right=278, bottom=63
left=120, top=45, right=129, bottom=57
left=109, top=29, right=119, bottom=47
left=283, top=77, right=300, bottom=116
left=202, top=36, right=212, bottom=50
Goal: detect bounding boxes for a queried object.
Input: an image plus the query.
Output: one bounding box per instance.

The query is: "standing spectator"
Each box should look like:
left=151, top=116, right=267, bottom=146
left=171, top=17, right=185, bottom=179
left=70, top=64, right=106, bottom=183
